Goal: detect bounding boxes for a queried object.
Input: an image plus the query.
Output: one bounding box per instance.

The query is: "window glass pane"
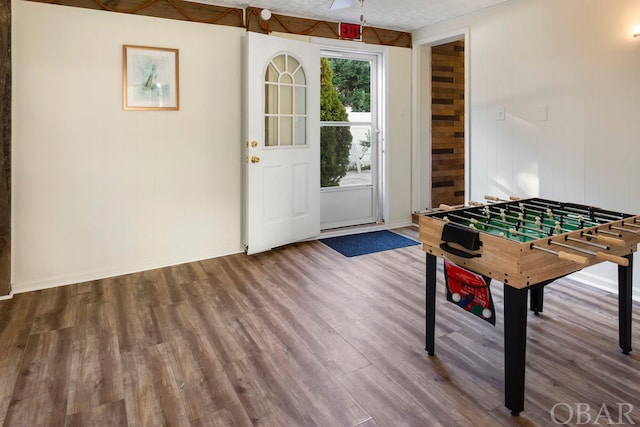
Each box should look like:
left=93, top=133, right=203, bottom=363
left=265, top=83, right=278, bottom=114
left=279, top=85, right=293, bottom=115
left=265, top=116, right=278, bottom=146
left=295, top=117, right=306, bottom=145
left=287, top=56, right=300, bottom=74
left=272, top=55, right=285, bottom=73
left=321, top=125, right=372, bottom=187
left=280, top=74, right=293, bottom=84
left=264, top=53, right=307, bottom=149
left=295, top=87, right=306, bottom=115
left=280, top=117, right=293, bottom=146
left=322, top=57, right=371, bottom=119
left=346, top=124, right=372, bottom=186
left=265, top=63, right=278, bottom=83
left=294, top=67, right=306, bottom=85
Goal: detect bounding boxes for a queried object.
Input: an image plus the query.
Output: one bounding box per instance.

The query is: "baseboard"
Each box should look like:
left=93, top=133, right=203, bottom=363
left=0, top=290, right=14, bottom=301
left=11, top=246, right=243, bottom=295
left=570, top=270, right=640, bottom=302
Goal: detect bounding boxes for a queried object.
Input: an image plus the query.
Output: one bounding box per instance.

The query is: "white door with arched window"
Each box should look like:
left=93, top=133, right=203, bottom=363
left=244, top=32, right=320, bottom=254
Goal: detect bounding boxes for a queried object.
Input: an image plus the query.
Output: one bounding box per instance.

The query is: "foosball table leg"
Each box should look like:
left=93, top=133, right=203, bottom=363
left=618, top=254, right=633, bottom=354
left=504, top=285, right=528, bottom=416
left=529, top=287, right=544, bottom=315
left=425, top=253, right=437, bottom=356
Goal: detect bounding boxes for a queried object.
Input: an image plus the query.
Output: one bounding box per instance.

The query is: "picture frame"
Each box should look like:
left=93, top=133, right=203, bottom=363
left=123, top=45, right=179, bottom=111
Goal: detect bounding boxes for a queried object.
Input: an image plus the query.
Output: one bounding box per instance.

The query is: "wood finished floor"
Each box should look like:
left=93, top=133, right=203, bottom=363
left=1, top=227, right=640, bottom=426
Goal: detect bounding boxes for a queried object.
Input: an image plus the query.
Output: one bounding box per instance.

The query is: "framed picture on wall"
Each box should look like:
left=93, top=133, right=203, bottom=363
left=123, top=45, right=179, bottom=110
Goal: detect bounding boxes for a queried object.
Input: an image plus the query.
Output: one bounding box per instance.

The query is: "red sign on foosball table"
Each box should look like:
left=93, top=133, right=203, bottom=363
left=444, top=259, right=496, bottom=325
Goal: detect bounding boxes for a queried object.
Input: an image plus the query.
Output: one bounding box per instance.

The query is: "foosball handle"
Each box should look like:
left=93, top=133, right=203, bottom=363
left=594, top=235, right=625, bottom=247
left=468, top=200, right=483, bottom=206
left=439, top=203, right=465, bottom=211
left=484, top=195, right=500, bottom=201
left=596, top=251, right=630, bottom=267
left=558, top=251, right=589, bottom=265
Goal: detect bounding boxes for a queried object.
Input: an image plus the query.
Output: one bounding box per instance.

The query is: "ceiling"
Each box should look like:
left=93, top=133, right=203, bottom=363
left=196, top=0, right=511, bottom=32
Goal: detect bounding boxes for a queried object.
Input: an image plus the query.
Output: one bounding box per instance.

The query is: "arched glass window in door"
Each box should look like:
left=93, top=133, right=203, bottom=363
left=264, top=54, right=307, bottom=146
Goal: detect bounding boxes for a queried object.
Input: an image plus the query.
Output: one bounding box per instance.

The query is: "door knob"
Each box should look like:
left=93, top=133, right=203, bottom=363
left=251, top=156, right=260, bottom=163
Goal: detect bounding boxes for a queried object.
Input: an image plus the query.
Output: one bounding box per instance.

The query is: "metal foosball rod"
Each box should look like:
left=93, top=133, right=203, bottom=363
left=515, top=201, right=604, bottom=227
left=564, top=235, right=609, bottom=250
left=536, top=200, right=626, bottom=222
left=529, top=243, right=589, bottom=265
left=595, top=228, right=623, bottom=237
left=480, top=197, right=631, bottom=243
left=623, top=221, right=640, bottom=229
left=580, top=231, right=625, bottom=247
left=481, top=205, right=543, bottom=225
left=608, top=224, right=640, bottom=235
left=485, top=194, right=624, bottom=222
left=484, top=196, right=609, bottom=230
left=482, top=206, right=578, bottom=235
left=486, top=216, right=548, bottom=238
left=484, top=195, right=604, bottom=227
left=451, top=205, right=602, bottom=242
left=443, top=213, right=535, bottom=241
left=519, top=205, right=630, bottom=240
left=518, top=203, right=633, bottom=240
left=523, top=199, right=624, bottom=223
left=547, top=240, right=630, bottom=267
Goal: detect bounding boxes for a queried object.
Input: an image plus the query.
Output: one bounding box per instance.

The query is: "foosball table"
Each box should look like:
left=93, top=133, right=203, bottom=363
left=419, top=197, right=640, bottom=415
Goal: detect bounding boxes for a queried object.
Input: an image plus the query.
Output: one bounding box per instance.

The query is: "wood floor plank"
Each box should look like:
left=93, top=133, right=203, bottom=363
left=67, top=302, right=123, bottom=416
left=337, top=365, right=443, bottom=427
left=334, top=317, right=508, bottom=426
left=223, top=354, right=317, bottom=426
left=234, top=255, right=372, bottom=378
left=121, top=343, right=190, bottom=427
left=65, top=399, right=128, bottom=427
left=154, top=301, right=242, bottom=422
left=0, top=292, right=39, bottom=423
left=177, top=286, right=263, bottom=365
left=111, top=276, right=164, bottom=354
left=246, top=249, right=366, bottom=330
left=132, top=267, right=187, bottom=308
left=29, top=285, right=78, bottom=334
left=4, top=328, right=73, bottom=426
left=190, top=403, right=253, bottom=427
left=240, top=307, right=372, bottom=426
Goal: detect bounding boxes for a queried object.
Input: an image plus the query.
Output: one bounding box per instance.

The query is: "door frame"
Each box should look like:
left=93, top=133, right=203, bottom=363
left=319, top=48, right=383, bottom=230
left=412, top=28, right=470, bottom=211
left=312, top=37, right=388, bottom=230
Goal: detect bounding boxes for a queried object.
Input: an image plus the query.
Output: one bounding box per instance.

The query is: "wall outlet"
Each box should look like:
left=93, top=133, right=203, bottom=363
left=497, top=106, right=505, bottom=121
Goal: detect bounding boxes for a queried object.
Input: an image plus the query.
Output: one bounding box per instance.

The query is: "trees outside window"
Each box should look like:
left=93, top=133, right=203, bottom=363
left=320, top=57, right=372, bottom=187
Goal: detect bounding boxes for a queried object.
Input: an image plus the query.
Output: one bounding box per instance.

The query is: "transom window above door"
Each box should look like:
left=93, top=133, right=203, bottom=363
left=264, top=54, right=307, bottom=147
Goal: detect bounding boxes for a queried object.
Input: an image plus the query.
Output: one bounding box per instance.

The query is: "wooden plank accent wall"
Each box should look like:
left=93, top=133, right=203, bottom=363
left=25, top=0, right=245, bottom=27
left=431, top=40, right=464, bottom=207
left=0, top=0, right=10, bottom=296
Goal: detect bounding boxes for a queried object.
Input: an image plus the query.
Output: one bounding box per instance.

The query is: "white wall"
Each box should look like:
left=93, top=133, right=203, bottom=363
left=413, top=0, right=640, bottom=298
left=385, top=47, right=413, bottom=227
left=12, top=2, right=413, bottom=293
left=13, top=2, right=244, bottom=292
